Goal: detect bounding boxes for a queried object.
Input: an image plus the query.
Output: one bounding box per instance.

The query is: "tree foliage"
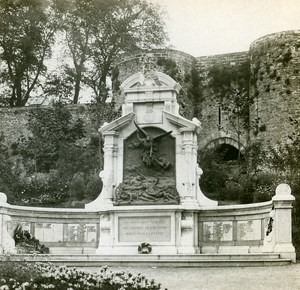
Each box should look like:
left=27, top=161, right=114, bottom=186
left=0, top=0, right=167, bottom=106
left=0, top=0, right=58, bottom=106
left=55, top=0, right=168, bottom=104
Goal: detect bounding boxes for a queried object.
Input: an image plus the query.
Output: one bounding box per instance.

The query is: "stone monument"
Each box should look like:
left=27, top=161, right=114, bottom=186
left=86, top=70, right=217, bottom=254
left=0, top=192, right=16, bottom=254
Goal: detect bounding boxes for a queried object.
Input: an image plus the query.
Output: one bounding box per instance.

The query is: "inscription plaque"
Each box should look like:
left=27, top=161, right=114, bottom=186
left=237, top=220, right=261, bottom=241
left=203, top=221, right=233, bottom=242
left=118, top=216, right=171, bottom=242
left=35, top=223, right=63, bottom=242
left=63, top=224, right=97, bottom=243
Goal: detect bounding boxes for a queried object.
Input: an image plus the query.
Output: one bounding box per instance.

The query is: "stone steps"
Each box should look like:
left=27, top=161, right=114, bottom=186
left=10, top=253, right=292, bottom=267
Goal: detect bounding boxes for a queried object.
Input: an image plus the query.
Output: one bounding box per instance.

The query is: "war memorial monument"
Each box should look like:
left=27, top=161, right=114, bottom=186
left=0, top=69, right=297, bottom=265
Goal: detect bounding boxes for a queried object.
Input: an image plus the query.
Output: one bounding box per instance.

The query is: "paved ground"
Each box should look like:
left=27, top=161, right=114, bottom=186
left=85, top=263, right=300, bottom=290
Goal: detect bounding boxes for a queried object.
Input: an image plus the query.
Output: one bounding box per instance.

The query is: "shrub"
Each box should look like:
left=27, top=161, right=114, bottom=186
left=252, top=173, right=279, bottom=202
left=223, top=180, right=243, bottom=201
left=69, top=172, right=86, bottom=201
left=85, top=172, right=102, bottom=200
left=200, top=168, right=228, bottom=199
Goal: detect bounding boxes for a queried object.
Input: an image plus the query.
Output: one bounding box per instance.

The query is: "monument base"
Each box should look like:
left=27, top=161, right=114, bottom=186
left=97, top=245, right=178, bottom=255
left=97, top=205, right=199, bottom=255
left=274, top=244, right=296, bottom=263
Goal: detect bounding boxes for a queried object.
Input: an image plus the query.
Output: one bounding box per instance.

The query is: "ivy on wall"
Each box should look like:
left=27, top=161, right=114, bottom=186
left=208, top=60, right=251, bottom=133
left=156, top=58, right=203, bottom=119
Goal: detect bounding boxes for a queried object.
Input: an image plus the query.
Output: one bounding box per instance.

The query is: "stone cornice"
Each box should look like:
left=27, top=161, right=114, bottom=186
left=163, top=111, right=201, bottom=134
left=98, top=112, right=135, bottom=134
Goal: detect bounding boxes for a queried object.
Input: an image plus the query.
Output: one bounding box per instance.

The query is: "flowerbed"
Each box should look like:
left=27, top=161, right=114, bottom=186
left=0, top=261, right=164, bottom=290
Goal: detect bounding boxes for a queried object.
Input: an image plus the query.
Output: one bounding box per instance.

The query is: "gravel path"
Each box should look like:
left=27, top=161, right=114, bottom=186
left=85, top=263, right=300, bottom=290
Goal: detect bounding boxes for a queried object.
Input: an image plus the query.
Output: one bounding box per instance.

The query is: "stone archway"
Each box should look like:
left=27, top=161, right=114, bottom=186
left=199, top=132, right=246, bottom=154
left=198, top=133, right=246, bottom=203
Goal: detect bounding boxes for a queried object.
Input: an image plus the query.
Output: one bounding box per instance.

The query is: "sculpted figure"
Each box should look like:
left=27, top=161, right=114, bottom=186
left=130, top=121, right=172, bottom=170
left=114, top=175, right=180, bottom=205
left=114, top=176, right=146, bottom=204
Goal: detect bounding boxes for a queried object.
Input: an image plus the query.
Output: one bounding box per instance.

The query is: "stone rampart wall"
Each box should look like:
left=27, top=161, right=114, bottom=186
left=115, top=48, right=196, bottom=84
left=0, top=104, right=96, bottom=148
left=249, top=30, right=300, bottom=146
left=1, top=30, right=300, bottom=151
left=196, top=51, right=250, bottom=149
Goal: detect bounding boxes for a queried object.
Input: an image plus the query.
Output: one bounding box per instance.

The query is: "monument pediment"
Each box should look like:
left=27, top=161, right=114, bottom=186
left=120, top=71, right=181, bottom=93
left=99, top=112, right=134, bottom=134
left=163, top=111, right=201, bottom=134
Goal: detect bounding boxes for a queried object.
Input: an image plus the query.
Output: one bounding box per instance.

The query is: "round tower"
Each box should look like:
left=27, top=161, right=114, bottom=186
left=249, top=30, right=300, bottom=146
left=112, top=49, right=196, bottom=118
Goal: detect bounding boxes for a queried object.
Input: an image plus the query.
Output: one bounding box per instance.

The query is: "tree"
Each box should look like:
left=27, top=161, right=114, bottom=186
left=43, top=71, right=74, bottom=103
left=0, top=0, right=58, bottom=107
left=55, top=0, right=167, bottom=104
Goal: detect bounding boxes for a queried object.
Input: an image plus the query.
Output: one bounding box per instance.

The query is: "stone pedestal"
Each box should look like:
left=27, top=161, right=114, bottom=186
left=272, top=184, right=296, bottom=262
left=177, top=211, right=199, bottom=254
left=263, top=184, right=296, bottom=262
left=96, top=205, right=200, bottom=255
left=0, top=193, right=16, bottom=254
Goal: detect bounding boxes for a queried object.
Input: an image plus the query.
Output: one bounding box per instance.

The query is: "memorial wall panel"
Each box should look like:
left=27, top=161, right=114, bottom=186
left=203, top=221, right=233, bottom=242
left=237, top=220, right=261, bottom=241
left=118, top=216, right=171, bottom=243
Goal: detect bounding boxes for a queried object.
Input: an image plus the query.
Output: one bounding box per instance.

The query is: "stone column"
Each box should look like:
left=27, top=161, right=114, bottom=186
left=272, top=184, right=296, bottom=262
left=179, top=128, right=199, bottom=206
left=85, top=131, right=119, bottom=210
left=100, top=131, right=119, bottom=205
left=177, top=211, right=199, bottom=254
left=96, top=213, right=113, bottom=254
left=0, top=193, right=16, bottom=254
left=178, top=128, right=217, bottom=207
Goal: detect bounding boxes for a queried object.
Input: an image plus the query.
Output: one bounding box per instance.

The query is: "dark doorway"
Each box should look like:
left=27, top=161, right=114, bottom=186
left=215, top=143, right=243, bottom=161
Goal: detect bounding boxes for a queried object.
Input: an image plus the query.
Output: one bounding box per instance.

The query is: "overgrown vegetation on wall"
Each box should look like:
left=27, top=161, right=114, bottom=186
left=155, top=58, right=203, bottom=119
left=208, top=60, right=252, bottom=134
left=199, top=142, right=277, bottom=205
left=0, top=103, right=105, bottom=207
left=268, top=131, right=300, bottom=251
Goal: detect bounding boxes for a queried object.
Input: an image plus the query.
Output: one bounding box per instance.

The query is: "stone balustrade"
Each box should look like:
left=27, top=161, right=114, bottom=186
left=0, top=184, right=296, bottom=262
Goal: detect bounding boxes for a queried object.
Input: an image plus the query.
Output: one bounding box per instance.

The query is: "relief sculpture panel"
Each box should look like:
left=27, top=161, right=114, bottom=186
left=115, top=123, right=179, bottom=205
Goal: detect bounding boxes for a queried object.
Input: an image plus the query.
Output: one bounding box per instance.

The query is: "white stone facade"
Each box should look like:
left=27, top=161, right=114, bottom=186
left=86, top=71, right=217, bottom=211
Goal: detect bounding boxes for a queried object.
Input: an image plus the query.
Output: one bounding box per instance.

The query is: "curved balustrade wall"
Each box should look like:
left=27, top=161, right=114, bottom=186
left=1, top=199, right=273, bottom=255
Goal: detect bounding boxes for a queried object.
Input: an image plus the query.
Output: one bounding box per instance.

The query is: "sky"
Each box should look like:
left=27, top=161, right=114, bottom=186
left=152, top=0, right=300, bottom=56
